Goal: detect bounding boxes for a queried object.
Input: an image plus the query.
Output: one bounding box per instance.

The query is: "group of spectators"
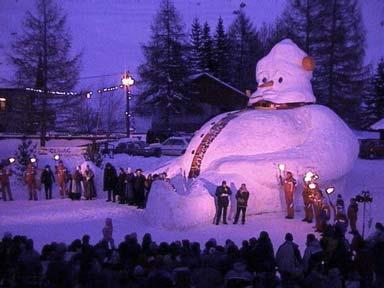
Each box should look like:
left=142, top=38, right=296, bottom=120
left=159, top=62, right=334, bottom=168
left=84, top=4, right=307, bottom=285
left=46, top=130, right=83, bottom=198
left=103, top=163, right=152, bottom=209
left=23, top=161, right=97, bottom=201
left=1, top=221, right=384, bottom=288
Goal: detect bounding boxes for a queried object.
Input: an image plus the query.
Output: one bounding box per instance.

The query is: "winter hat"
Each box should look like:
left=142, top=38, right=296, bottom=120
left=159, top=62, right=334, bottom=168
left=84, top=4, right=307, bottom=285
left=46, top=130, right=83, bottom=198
left=250, top=39, right=316, bottom=105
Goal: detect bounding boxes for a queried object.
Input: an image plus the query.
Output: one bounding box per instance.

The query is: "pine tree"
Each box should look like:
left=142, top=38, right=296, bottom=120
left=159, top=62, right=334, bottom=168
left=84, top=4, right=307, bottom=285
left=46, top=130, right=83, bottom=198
left=14, top=139, right=37, bottom=179
left=9, top=0, right=81, bottom=145
left=212, top=17, right=231, bottom=82
left=189, top=17, right=203, bottom=74
left=361, top=60, right=384, bottom=127
left=138, top=0, right=190, bottom=130
left=324, top=0, right=368, bottom=127
left=375, top=59, right=384, bottom=119
left=228, top=8, right=262, bottom=92
left=201, top=22, right=214, bottom=73
left=281, top=0, right=368, bottom=127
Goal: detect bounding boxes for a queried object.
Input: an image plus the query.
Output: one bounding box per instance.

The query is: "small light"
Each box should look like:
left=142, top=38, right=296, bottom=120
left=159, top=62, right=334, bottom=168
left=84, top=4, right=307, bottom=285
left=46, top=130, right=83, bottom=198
left=305, top=171, right=314, bottom=179
left=125, top=111, right=129, bottom=115
left=278, top=163, right=285, bottom=172
left=128, top=96, right=132, bottom=100
left=313, top=174, right=319, bottom=180
left=53, top=154, right=60, bottom=161
left=86, top=92, right=92, bottom=99
left=326, top=186, right=335, bottom=195
left=30, top=157, right=37, bottom=163
left=308, top=183, right=316, bottom=189
left=8, top=157, right=16, bottom=164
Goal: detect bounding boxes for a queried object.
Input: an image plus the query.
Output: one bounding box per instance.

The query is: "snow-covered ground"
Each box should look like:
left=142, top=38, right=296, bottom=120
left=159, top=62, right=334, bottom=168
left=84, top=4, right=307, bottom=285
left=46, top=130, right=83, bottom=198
left=0, top=136, right=383, bottom=253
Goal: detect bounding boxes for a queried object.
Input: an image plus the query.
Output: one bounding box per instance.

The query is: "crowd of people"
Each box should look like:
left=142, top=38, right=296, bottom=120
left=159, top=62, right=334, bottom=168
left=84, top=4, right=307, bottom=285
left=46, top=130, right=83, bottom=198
left=1, top=220, right=384, bottom=288
left=0, top=160, right=160, bottom=207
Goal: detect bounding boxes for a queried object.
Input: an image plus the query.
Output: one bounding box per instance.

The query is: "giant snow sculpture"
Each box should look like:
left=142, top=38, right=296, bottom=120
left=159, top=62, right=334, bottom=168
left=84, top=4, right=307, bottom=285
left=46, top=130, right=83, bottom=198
left=145, top=39, right=358, bottom=229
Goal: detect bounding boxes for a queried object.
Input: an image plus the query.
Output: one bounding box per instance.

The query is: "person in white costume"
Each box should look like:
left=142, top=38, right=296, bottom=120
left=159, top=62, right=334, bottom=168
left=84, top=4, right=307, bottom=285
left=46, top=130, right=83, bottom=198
left=145, top=39, right=358, bottom=229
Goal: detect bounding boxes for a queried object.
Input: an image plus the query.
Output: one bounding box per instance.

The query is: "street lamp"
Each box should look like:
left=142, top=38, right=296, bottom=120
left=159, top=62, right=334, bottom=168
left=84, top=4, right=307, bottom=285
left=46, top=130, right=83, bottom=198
left=122, top=72, right=135, bottom=137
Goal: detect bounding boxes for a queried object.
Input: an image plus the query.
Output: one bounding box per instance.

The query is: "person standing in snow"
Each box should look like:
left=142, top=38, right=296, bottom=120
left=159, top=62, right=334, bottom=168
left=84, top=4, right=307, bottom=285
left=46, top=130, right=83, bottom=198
left=40, top=165, right=55, bottom=200
left=133, top=169, right=146, bottom=208
left=282, top=171, right=296, bottom=219
left=0, top=164, right=13, bottom=201
left=348, top=197, right=359, bottom=234
left=233, top=183, right=249, bottom=225
left=83, top=165, right=96, bottom=200
left=70, top=166, right=84, bottom=200
left=25, top=163, right=37, bottom=200
left=215, top=180, right=232, bottom=225
left=116, top=168, right=127, bottom=204
left=302, top=181, right=314, bottom=223
left=55, top=161, right=68, bottom=198
left=103, top=162, right=117, bottom=202
left=125, top=168, right=135, bottom=205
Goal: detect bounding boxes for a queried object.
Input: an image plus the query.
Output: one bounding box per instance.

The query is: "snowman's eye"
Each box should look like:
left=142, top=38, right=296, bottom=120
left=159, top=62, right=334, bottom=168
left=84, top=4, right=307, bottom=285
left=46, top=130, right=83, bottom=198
left=278, top=77, right=283, bottom=83
left=262, top=77, right=267, bottom=83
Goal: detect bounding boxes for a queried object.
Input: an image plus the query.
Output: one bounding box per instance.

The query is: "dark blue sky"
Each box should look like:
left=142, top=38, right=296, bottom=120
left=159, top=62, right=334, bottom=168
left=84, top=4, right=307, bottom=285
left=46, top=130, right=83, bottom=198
left=0, top=0, right=383, bottom=91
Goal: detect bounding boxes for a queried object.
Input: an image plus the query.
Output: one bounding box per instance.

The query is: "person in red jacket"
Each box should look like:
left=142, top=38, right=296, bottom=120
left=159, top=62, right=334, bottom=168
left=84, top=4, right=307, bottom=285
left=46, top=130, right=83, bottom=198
left=233, top=183, right=250, bottom=225
left=24, top=163, right=37, bottom=200
left=282, top=172, right=296, bottom=219
left=0, top=164, right=13, bottom=201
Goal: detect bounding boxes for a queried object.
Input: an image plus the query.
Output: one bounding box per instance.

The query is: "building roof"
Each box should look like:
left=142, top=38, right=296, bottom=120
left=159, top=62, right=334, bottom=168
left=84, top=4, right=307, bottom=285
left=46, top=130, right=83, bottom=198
left=189, top=72, right=246, bottom=96
left=370, top=118, right=384, bottom=130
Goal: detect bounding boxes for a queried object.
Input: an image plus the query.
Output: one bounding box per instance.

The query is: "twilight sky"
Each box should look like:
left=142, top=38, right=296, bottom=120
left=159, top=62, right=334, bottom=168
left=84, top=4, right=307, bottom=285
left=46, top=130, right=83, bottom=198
left=0, top=0, right=383, bottom=92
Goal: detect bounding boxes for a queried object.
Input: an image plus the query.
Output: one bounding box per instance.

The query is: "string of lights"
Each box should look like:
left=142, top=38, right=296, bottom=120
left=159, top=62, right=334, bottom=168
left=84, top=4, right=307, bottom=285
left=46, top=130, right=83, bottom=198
left=25, top=83, right=130, bottom=99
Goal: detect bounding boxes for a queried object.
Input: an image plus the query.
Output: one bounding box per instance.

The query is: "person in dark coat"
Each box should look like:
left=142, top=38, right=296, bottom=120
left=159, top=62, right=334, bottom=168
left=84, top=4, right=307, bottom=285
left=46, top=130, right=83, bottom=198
left=215, top=181, right=232, bottom=225
left=125, top=168, right=135, bottom=205
left=70, top=166, right=83, bottom=200
left=116, top=168, right=127, bottom=204
left=348, top=197, right=359, bottom=234
left=133, top=169, right=146, bottom=208
left=275, top=233, right=303, bottom=285
left=233, top=183, right=249, bottom=225
left=0, top=164, right=13, bottom=201
left=40, top=165, right=55, bottom=200
left=103, top=163, right=117, bottom=202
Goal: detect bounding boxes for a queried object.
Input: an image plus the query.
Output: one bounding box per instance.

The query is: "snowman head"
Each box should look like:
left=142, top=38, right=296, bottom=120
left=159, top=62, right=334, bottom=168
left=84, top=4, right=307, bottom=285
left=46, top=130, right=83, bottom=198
left=249, top=39, right=316, bottom=106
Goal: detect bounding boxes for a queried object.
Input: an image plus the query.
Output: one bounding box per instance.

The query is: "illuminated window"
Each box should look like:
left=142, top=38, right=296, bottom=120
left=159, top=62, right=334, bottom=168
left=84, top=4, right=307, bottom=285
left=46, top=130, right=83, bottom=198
left=0, top=98, right=6, bottom=111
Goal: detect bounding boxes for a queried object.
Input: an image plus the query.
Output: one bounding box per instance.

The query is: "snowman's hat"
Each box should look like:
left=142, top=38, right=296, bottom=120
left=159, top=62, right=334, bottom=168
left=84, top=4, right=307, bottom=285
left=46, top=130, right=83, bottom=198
left=264, top=39, right=315, bottom=73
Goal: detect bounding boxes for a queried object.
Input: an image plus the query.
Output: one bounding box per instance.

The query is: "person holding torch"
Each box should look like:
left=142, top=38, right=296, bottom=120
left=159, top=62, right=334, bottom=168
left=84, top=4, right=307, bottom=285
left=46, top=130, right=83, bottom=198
left=278, top=165, right=297, bottom=219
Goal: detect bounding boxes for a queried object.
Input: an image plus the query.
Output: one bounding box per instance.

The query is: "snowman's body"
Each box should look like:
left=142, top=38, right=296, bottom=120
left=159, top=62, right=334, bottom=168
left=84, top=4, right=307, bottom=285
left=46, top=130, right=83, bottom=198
left=145, top=40, right=358, bottom=229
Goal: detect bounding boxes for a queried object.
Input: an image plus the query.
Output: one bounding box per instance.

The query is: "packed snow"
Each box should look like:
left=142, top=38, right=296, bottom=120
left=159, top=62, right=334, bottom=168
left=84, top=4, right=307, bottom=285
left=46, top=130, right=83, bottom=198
left=145, top=40, right=359, bottom=229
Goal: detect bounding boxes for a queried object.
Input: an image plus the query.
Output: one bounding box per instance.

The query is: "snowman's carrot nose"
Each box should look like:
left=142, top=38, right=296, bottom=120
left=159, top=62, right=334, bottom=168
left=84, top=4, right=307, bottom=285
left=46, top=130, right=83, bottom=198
left=259, top=80, right=274, bottom=88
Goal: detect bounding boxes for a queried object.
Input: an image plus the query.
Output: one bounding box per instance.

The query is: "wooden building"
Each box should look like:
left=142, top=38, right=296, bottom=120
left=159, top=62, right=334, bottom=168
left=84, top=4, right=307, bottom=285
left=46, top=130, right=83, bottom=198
left=151, top=73, right=249, bottom=132
left=0, top=88, right=38, bottom=133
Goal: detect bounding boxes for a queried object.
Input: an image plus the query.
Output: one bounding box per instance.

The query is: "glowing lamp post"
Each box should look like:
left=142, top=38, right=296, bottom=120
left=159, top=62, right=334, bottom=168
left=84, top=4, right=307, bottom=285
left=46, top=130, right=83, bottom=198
left=53, top=154, right=60, bottom=161
left=122, top=73, right=135, bottom=137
